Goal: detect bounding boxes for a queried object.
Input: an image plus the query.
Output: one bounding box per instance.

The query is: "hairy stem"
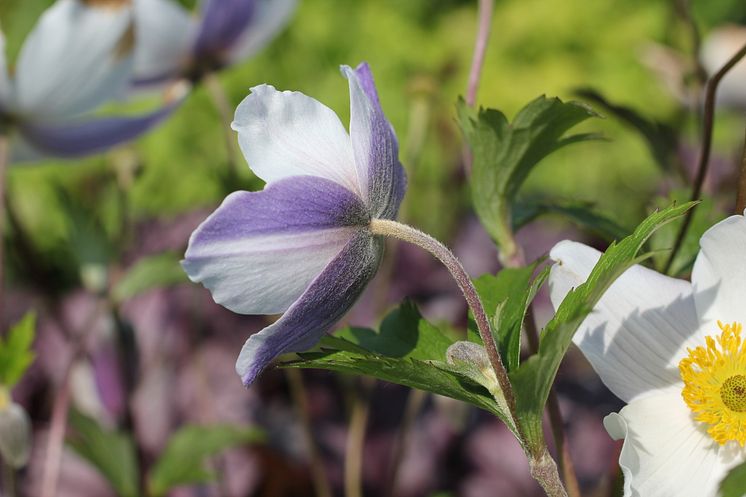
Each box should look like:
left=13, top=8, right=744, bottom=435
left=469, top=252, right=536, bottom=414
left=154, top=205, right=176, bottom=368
left=369, top=219, right=517, bottom=424
left=664, top=41, right=746, bottom=273
left=530, top=449, right=570, bottom=497
left=285, top=369, right=333, bottom=497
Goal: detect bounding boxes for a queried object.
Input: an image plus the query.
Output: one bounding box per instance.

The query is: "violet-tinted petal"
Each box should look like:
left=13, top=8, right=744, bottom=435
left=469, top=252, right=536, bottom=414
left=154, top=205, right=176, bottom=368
left=13, top=0, right=134, bottom=119
left=133, top=0, right=195, bottom=86
left=226, top=0, right=295, bottom=65
left=232, top=84, right=360, bottom=194
left=342, top=63, right=406, bottom=220
left=183, top=175, right=370, bottom=315
left=236, top=231, right=383, bottom=385
left=194, top=0, right=256, bottom=60
left=16, top=101, right=181, bottom=160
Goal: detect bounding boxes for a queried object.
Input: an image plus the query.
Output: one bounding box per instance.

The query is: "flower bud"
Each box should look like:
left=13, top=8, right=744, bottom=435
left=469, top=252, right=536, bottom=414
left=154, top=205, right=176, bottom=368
left=0, top=400, right=32, bottom=468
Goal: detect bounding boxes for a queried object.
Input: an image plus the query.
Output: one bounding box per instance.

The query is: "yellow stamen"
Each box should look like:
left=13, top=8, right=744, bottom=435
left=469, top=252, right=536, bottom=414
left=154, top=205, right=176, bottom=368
left=679, top=321, right=746, bottom=446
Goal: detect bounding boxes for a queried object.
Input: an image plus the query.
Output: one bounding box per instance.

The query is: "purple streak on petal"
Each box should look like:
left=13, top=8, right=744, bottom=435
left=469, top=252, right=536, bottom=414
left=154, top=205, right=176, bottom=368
left=187, top=175, right=369, bottom=248
left=18, top=103, right=180, bottom=159
left=236, top=231, right=383, bottom=385
left=347, top=63, right=407, bottom=221
left=194, top=0, right=256, bottom=60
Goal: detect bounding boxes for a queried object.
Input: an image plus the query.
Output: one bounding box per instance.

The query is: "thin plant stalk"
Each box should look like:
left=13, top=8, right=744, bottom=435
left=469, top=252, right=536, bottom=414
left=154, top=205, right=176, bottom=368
left=466, top=0, right=494, bottom=107
left=385, top=388, right=427, bottom=497
left=736, top=125, right=746, bottom=213
left=204, top=72, right=241, bottom=179
left=2, top=459, right=15, bottom=497
left=40, top=301, right=106, bottom=497
left=664, top=41, right=746, bottom=273
left=0, top=134, right=8, bottom=328
left=285, top=369, right=333, bottom=497
left=344, top=378, right=373, bottom=497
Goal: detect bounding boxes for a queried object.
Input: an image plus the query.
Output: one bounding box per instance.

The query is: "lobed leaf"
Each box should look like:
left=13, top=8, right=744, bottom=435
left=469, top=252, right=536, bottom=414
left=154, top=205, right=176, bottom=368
left=0, top=312, right=37, bottom=387
left=720, top=460, right=746, bottom=497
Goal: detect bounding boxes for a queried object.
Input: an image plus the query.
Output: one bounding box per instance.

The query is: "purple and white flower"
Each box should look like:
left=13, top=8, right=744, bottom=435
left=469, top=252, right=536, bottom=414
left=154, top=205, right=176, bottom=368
left=0, top=0, right=182, bottom=162
left=183, top=63, right=406, bottom=386
left=133, top=0, right=296, bottom=86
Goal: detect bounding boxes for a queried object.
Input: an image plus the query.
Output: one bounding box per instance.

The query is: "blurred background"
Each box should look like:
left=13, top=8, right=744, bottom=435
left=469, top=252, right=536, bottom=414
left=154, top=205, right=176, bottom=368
left=1, top=0, right=746, bottom=495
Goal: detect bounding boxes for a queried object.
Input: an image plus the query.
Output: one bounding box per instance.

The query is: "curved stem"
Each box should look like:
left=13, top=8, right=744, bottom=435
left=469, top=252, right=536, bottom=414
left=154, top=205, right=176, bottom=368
left=204, top=72, right=241, bottom=180
left=466, top=0, right=494, bottom=107
left=664, top=41, right=746, bottom=273
left=369, top=219, right=517, bottom=423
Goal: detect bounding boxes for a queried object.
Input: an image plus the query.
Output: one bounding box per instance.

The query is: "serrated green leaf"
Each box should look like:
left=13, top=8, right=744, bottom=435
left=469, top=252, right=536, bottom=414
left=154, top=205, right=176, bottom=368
left=457, top=95, right=600, bottom=249
left=0, top=312, right=36, bottom=387
left=148, top=424, right=264, bottom=497
left=112, top=252, right=188, bottom=303
left=474, top=265, right=539, bottom=372
left=720, top=460, right=746, bottom=497
left=509, top=202, right=696, bottom=451
left=67, top=411, right=139, bottom=497
left=335, top=300, right=452, bottom=361
left=285, top=349, right=505, bottom=421
left=513, top=199, right=630, bottom=242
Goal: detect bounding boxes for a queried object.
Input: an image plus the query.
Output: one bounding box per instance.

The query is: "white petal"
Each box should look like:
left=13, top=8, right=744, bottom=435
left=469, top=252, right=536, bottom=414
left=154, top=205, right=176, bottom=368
left=691, top=214, right=746, bottom=330
left=227, top=0, right=296, bottom=64
left=133, top=0, right=196, bottom=84
left=231, top=84, right=361, bottom=196
left=605, top=389, right=745, bottom=497
left=549, top=241, right=699, bottom=403
left=13, top=0, right=134, bottom=119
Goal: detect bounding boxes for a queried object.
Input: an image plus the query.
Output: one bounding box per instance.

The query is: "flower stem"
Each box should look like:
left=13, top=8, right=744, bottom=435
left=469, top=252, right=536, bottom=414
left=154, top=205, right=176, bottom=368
left=368, top=219, right=517, bottom=423
left=530, top=449, right=570, bottom=497
left=736, top=125, right=746, bottom=214
left=204, top=71, right=241, bottom=181
left=344, top=377, right=372, bottom=497
left=2, top=459, right=16, bottom=497
left=664, top=41, right=746, bottom=273
left=466, top=0, right=494, bottom=107
left=0, top=133, right=8, bottom=328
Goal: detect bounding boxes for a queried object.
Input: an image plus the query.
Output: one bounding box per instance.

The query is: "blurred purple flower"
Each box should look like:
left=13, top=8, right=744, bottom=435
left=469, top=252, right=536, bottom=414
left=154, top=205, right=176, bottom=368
left=133, top=0, right=295, bottom=86
left=0, top=0, right=183, bottom=162
left=183, top=62, right=406, bottom=385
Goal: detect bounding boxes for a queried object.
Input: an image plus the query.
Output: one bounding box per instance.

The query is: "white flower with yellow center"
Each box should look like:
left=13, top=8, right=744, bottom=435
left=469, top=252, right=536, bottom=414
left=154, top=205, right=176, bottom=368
left=549, top=213, right=746, bottom=496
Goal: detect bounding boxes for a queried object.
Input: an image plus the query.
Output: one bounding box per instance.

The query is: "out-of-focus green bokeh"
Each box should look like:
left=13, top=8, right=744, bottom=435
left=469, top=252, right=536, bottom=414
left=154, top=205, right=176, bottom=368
left=1, top=0, right=744, bottom=255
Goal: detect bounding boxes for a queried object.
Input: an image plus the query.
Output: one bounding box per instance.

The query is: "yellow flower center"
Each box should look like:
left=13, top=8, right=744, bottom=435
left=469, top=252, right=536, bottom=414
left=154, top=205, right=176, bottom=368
left=679, top=321, right=746, bottom=446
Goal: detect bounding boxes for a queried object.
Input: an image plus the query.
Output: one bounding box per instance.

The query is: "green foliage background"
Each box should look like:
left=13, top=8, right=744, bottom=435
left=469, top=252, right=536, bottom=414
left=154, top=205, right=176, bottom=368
left=0, top=0, right=744, bottom=256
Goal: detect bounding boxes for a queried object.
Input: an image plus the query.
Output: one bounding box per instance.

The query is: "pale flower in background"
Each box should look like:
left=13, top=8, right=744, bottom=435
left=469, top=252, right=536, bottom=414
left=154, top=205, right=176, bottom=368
left=549, top=213, right=746, bottom=496
left=0, top=0, right=182, bottom=162
left=133, top=0, right=296, bottom=86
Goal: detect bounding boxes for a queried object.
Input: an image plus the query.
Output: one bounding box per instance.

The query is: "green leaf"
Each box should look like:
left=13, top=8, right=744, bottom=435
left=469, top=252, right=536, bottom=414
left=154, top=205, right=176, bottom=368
left=148, top=424, right=264, bottom=497
left=513, top=199, right=630, bottom=242
left=0, top=312, right=36, bottom=387
left=574, top=87, right=678, bottom=172
left=457, top=95, right=601, bottom=249
left=112, top=252, right=188, bottom=303
left=473, top=264, right=548, bottom=372
left=721, top=460, right=746, bottom=497
left=335, top=300, right=453, bottom=361
left=67, top=411, right=139, bottom=497
left=509, top=202, right=696, bottom=451
left=283, top=304, right=507, bottom=422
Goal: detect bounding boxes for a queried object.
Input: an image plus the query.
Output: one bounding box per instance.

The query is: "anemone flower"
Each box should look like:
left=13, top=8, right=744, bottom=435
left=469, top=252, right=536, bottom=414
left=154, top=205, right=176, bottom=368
left=182, top=63, right=406, bottom=385
left=0, top=0, right=182, bottom=163
left=133, top=0, right=295, bottom=86
left=548, top=214, right=746, bottom=496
